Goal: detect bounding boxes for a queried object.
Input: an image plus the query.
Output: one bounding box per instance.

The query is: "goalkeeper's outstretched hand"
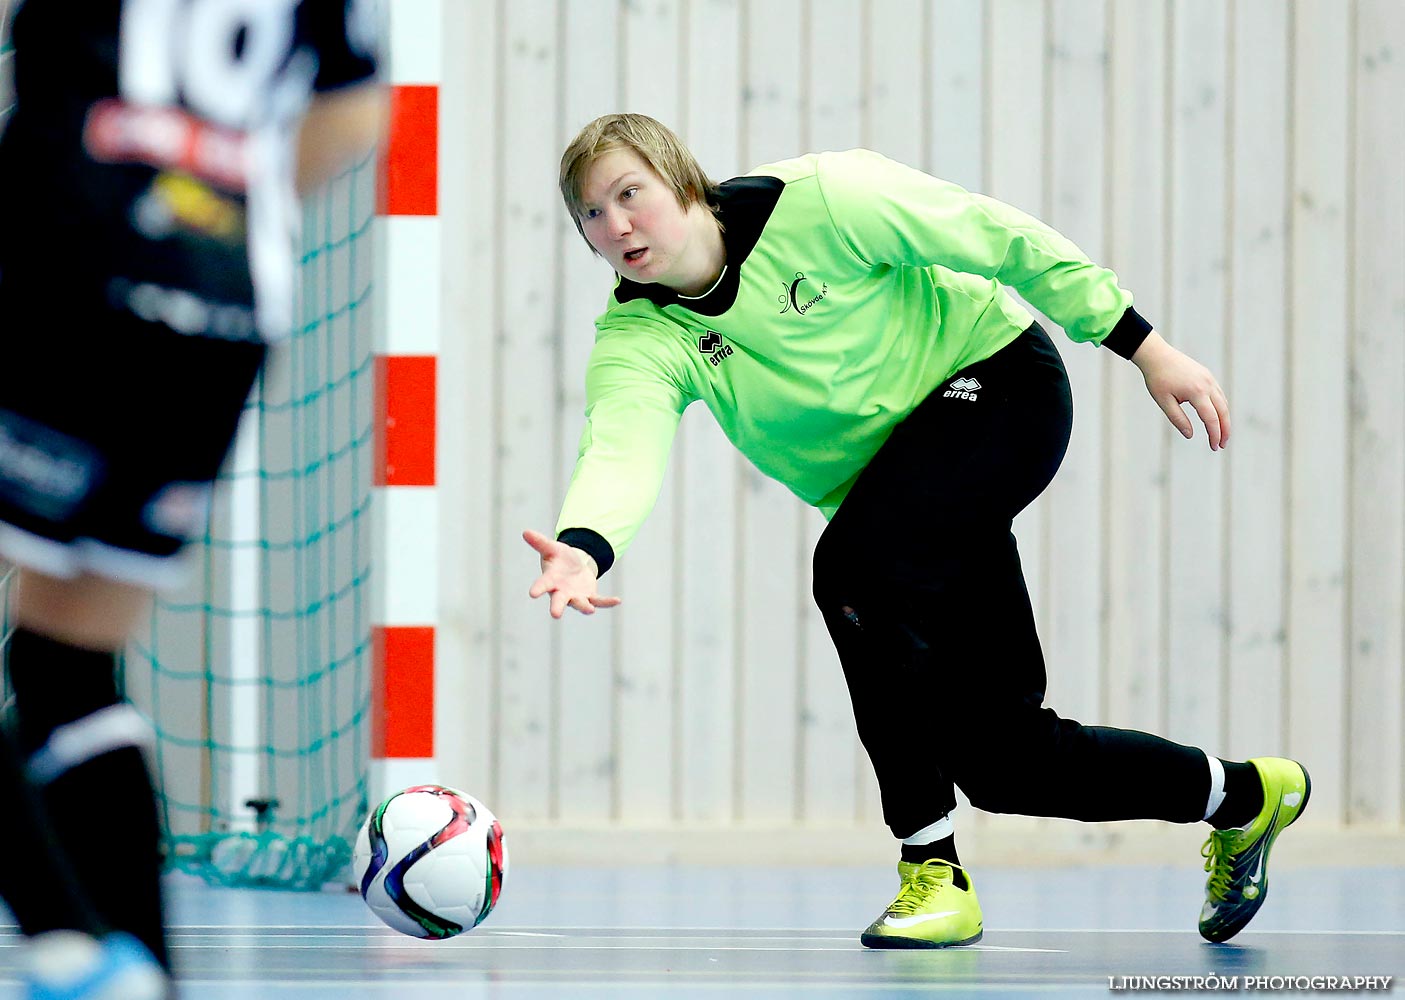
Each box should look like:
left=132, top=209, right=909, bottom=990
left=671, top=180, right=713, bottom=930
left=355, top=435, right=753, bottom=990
left=524, top=529, right=622, bottom=618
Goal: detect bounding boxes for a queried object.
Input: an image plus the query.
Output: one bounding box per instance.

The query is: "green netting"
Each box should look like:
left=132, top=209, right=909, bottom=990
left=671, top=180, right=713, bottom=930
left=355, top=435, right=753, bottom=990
left=2, top=3, right=15, bottom=124
left=0, top=565, right=15, bottom=649
left=124, top=156, right=378, bottom=890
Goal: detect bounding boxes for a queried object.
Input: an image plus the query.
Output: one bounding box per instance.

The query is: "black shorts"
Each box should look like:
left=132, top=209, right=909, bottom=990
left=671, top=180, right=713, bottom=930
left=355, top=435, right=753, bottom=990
left=0, top=280, right=266, bottom=589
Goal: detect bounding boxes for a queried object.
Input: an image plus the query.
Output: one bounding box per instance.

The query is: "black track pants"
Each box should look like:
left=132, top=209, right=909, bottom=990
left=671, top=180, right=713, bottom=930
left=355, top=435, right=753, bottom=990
left=812, top=324, right=1209, bottom=839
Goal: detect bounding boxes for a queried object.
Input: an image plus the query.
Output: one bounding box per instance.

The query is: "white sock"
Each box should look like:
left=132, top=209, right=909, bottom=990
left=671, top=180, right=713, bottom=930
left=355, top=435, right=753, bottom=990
left=902, top=814, right=954, bottom=845
left=1203, top=755, right=1227, bottom=821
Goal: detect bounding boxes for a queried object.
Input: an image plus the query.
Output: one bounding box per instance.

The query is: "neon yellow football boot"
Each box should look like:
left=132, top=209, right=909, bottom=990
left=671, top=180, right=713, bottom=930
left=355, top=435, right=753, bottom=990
left=1199, top=756, right=1311, bottom=943
left=860, top=859, right=983, bottom=949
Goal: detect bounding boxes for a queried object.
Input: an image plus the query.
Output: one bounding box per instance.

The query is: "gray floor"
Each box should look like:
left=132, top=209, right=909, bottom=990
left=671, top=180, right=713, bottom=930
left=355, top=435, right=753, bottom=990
left=2, top=864, right=1401, bottom=999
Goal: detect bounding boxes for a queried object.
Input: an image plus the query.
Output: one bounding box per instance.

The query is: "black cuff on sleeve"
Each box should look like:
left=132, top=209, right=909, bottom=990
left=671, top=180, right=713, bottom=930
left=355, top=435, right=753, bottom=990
left=1101, top=307, right=1154, bottom=360
left=556, top=527, right=616, bottom=577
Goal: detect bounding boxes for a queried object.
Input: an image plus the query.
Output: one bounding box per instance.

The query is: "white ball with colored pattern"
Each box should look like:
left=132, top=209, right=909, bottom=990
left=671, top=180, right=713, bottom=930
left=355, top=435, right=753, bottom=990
left=353, top=784, right=508, bottom=939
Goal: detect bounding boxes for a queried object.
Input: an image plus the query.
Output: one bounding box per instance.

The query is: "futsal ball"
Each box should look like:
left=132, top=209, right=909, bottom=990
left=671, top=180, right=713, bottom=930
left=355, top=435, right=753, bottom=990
left=352, top=784, right=508, bottom=939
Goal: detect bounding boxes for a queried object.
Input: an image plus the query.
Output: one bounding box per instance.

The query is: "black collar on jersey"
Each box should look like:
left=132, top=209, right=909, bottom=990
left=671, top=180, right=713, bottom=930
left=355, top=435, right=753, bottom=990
left=612, top=174, right=785, bottom=317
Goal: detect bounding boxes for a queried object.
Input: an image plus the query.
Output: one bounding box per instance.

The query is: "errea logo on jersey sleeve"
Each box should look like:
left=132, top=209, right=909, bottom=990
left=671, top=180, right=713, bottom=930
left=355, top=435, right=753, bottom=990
left=698, top=331, right=734, bottom=367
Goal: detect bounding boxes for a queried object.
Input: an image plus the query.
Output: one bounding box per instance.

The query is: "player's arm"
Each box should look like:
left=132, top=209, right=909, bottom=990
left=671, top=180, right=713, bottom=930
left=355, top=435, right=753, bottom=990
left=526, top=324, right=692, bottom=618
left=817, top=149, right=1228, bottom=449
left=297, top=0, right=385, bottom=194
left=816, top=149, right=1132, bottom=342
left=295, top=82, right=386, bottom=194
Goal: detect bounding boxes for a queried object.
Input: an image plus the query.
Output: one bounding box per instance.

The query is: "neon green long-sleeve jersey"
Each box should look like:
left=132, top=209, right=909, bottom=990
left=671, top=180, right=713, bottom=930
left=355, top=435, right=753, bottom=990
left=555, top=149, right=1149, bottom=571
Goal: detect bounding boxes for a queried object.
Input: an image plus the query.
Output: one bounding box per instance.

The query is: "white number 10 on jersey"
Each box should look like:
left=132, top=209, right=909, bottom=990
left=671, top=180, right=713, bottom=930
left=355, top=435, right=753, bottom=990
left=118, top=0, right=303, bottom=128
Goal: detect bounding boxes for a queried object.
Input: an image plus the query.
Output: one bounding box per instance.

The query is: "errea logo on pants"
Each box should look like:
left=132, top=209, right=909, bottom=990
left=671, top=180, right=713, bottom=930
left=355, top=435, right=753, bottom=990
left=943, top=377, right=981, bottom=401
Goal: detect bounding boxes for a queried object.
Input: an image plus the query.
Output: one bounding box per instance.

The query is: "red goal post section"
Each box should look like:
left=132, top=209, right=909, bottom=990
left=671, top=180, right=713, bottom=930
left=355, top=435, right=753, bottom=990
left=372, top=0, right=440, bottom=801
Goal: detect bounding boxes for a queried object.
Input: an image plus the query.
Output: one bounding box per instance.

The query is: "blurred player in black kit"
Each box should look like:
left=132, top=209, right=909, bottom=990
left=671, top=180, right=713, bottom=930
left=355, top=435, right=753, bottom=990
left=0, top=2, right=383, bottom=996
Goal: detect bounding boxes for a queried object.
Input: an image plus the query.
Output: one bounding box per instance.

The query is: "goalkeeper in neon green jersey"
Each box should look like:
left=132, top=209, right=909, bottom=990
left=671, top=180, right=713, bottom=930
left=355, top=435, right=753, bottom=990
left=524, top=113, right=1309, bottom=949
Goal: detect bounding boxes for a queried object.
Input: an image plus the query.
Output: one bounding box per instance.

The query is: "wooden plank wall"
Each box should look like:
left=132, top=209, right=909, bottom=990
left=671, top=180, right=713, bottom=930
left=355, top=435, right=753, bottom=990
left=435, top=0, right=1405, bottom=836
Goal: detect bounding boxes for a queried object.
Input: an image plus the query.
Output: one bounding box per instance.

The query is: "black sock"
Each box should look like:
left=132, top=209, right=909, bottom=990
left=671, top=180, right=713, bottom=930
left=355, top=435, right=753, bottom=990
left=0, top=727, right=105, bottom=937
left=900, top=835, right=968, bottom=890
left=7, top=627, right=169, bottom=968
left=1208, top=760, right=1264, bottom=830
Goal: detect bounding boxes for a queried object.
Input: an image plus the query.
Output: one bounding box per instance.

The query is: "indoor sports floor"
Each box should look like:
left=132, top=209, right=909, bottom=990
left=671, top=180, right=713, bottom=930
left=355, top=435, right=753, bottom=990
left=2, top=863, right=1400, bottom=998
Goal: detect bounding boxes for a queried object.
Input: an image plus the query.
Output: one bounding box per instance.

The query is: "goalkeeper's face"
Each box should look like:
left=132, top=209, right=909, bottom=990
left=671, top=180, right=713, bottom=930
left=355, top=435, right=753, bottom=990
left=576, top=147, right=705, bottom=292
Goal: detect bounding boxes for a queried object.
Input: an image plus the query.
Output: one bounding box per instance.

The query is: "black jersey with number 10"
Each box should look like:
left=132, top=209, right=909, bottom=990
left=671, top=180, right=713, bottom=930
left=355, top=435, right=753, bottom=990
left=0, top=0, right=379, bottom=342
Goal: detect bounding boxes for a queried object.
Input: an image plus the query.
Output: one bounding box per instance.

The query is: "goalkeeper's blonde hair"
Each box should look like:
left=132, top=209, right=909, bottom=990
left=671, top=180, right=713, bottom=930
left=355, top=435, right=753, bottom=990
left=559, top=113, right=720, bottom=250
